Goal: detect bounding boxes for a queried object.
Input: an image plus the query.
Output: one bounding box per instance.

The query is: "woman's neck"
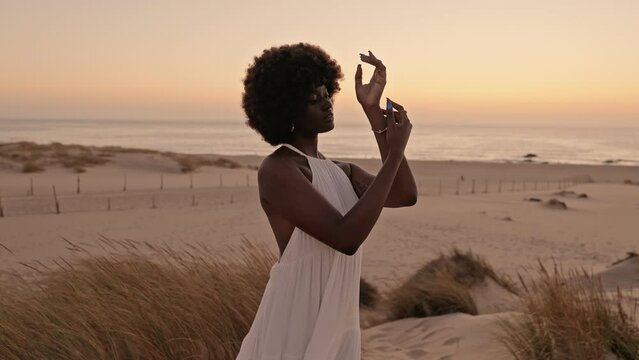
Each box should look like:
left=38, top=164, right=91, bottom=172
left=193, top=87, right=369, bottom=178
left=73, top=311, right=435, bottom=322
left=289, top=133, right=320, bottom=158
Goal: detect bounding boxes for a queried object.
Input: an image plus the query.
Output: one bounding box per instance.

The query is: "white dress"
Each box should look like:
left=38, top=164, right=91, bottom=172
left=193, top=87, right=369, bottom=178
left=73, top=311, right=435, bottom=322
left=235, top=143, right=363, bottom=360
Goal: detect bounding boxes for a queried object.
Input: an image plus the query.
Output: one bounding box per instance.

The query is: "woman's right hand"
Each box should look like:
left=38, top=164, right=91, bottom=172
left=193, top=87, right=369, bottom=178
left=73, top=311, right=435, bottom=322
left=383, top=99, right=412, bottom=158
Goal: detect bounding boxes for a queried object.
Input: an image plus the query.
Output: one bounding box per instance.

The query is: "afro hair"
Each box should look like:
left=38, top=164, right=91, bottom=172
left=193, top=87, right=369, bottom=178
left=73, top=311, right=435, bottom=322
left=241, top=42, right=344, bottom=146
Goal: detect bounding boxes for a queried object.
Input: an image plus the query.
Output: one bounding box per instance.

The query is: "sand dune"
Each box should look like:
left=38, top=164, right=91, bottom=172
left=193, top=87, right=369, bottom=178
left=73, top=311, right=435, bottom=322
left=598, top=254, right=639, bottom=291
left=362, top=312, right=518, bottom=360
left=1, top=148, right=638, bottom=358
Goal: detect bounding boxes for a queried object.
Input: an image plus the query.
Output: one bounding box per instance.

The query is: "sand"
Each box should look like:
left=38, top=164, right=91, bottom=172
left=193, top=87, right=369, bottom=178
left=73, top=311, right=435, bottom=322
left=1, top=148, right=638, bottom=359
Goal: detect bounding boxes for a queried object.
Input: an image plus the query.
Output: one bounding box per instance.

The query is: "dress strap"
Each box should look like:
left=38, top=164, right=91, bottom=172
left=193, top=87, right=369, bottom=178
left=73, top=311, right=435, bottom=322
left=280, top=143, right=308, bottom=157
left=281, top=143, right=328, bottom=160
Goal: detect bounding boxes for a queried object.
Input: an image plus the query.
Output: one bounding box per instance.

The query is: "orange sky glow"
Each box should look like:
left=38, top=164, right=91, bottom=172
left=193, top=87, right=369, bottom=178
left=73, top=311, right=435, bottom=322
left=1, top=0, right=637, bottom=126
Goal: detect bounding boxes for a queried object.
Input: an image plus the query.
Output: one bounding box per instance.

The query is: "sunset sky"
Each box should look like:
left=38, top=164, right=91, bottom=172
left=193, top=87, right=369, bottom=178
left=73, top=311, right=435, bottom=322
left=1, top=0, right=638, bottom=126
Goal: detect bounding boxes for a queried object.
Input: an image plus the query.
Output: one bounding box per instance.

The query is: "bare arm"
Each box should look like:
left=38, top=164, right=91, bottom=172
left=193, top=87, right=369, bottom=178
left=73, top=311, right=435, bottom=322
left=259, top=113, right=412, bottom=256
left=363, top=103, right=418, bottom=207
left=355, top=51, right=417, bottom=206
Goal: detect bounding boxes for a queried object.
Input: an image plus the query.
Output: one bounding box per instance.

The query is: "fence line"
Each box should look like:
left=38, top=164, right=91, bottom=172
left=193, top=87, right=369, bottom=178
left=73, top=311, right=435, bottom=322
left=0, top=174, right=609, bottom=218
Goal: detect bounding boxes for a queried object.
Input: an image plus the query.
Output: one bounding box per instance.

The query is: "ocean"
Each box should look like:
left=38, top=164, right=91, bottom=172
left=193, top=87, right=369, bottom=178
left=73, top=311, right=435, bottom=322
left=1, top=119, right=638, bottom=166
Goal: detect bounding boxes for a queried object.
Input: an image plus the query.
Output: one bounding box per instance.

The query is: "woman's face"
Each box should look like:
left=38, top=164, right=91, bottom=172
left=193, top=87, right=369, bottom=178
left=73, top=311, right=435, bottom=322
left=296, top=85, right=334, bottom=135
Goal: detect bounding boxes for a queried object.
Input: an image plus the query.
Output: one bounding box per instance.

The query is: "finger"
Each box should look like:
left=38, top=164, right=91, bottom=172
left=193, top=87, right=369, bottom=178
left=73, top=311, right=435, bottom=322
left=394, top=110, right=403, bottom=125
left=388, top=99, right=404, bottom=111
left=385, top=98, right=395, bottom=126
left=399, top=111, right=409, bottom=123
left=360, top=53, right=386, bottom=70
left=367, top=51, right=386, bottom=69
left=355, top=64, right=363, bottom=88
left=361, top=57, right=385, bottom=70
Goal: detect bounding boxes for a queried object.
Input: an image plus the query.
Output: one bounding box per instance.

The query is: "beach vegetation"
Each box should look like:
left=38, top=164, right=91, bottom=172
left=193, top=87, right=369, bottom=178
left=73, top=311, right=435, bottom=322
left=160, top=152, right=217, bottom=173
left=611, top=252, right=639, bottom=266
left=0, top=236, right=377, bottom=359
left=360, top=277, right=379, bottom=308
left=213, top=157, right=243, bottom=169
left=499, top=262, right=639, bottom=360
left=544, top=198, right=568, bottom=210
left=0, top=141, right=242, bottom=174
left=384, top=248, right=517, bottom=321
left=21, top=162, right=44, bottom=173
left=0, top=236, right=274, bottom=359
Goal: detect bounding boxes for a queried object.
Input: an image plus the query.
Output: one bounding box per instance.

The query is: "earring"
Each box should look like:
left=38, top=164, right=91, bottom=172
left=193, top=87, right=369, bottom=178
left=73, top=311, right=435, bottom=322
left=290, top=123, right=295, bottom=132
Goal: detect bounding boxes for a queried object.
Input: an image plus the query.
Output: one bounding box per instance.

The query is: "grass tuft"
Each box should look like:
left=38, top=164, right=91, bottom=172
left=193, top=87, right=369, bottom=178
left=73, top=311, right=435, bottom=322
left=21, top=162, right=44, bottom=173
left=611, top=252, right=639, bottom=266
left=360, top=277, right=379, bottom=308
left=0, top=236, right=275, bottom=360
left=499, top=262, right=639, bottom=360
left=385, top=248, right=516, bottom=320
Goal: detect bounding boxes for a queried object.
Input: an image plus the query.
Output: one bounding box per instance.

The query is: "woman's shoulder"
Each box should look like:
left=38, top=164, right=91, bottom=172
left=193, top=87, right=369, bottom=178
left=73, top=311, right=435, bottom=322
left=259, top=146, right=313, bottom=183
left=259, top=147, right=300, bottom=176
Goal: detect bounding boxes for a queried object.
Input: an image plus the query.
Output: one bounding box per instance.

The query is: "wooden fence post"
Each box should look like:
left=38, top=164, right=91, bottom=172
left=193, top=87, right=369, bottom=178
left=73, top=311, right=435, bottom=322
left=76, top=176, right=80, bottom=194
left=160, top=174, right=164, bottom=190
left=0, top=194, right=4, bottom=218
left=471, top=179, right=475, bottom=194
left=123, top=175, right=127, bottom=192
left=52, top=185, right=60, bottom=214
left=246, top=174, right=250, bottom=187
left=29, top=177, right=34, bottom=196
left=152, top=195, right=156, bottom=209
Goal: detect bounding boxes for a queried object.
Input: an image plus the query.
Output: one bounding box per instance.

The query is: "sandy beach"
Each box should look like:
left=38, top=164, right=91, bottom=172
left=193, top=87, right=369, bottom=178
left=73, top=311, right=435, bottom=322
left=1, top=144, right=638, bottom=358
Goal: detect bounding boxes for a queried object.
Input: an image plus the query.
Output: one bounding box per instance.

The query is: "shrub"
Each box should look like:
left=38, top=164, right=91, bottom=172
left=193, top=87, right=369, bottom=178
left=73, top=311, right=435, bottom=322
left=21, top=162, right=44, bottom=173
left=213, top=157, right=242, bottom=169
left=385, top=248, right=516, bottom=321
left=0, top=236, right=275, bottom=360
left=360, top=277, right=379, bottom=308
left=500, top=263, right=639, bottom=360
left=611, top=252, right=638, bottom=266
left=175, top=156, right=215, bottom=173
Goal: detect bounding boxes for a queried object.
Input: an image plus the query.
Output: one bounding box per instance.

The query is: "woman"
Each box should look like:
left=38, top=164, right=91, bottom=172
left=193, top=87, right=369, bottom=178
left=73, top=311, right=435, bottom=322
left=236, top=43, right=417, bottom=360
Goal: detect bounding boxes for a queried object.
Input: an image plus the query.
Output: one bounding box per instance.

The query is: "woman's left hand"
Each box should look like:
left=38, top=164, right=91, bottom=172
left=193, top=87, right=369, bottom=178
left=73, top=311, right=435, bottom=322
left=355, top=50, right=386, bottom=109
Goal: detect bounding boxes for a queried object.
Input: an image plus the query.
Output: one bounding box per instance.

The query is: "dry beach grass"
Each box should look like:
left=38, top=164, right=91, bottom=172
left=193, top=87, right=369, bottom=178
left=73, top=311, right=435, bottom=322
left=0, top=141, right=241, bottom=174
left=383, top=248, right=518, bottom=321
left=2, top=236, right=636, bottom=359
left=0, top=236, right=274, bottom=360
left=500, top=262, right=639, bottom=359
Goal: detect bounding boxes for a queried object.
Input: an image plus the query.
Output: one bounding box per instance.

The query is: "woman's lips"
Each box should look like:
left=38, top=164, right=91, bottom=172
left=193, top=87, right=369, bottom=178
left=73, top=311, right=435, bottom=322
left=325, top=114, right=334, bottom=121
